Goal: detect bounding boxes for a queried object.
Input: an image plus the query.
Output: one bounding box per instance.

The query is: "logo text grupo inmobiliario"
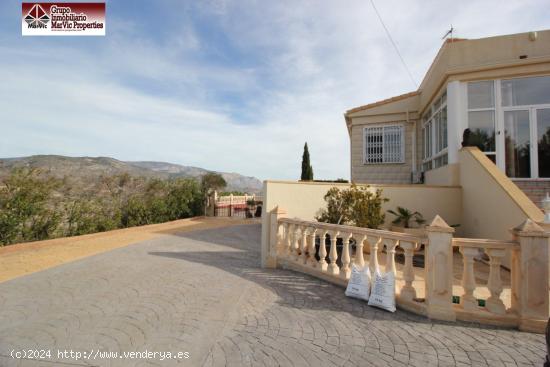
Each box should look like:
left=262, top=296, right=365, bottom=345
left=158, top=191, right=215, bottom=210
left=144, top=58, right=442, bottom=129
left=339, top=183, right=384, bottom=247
left=22, top=3, right=105, bottom=36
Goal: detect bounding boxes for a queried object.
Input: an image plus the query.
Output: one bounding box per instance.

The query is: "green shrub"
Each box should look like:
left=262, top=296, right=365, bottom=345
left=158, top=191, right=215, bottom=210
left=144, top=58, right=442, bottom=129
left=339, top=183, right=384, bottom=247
left=0, top=168, right=61, bottom=245
left=387, top=206, right=425, bottom=228
left=316, top=184, right=388, bottom=229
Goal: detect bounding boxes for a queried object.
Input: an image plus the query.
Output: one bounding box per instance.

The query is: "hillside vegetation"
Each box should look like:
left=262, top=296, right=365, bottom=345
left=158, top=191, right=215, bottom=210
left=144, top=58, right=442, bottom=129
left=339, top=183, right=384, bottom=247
left=0, top=155, right=258, bottom=246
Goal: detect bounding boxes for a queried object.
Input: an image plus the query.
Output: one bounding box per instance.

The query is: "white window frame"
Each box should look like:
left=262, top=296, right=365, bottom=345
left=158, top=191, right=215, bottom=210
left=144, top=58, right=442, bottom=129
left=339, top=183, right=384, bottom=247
left=467, top=80, right=497, bottom=163
left=421, top=92, right=448, bottom=171
left=465, top=75, right=550, bottom=180
left=363, top=124, right=405, bottom=164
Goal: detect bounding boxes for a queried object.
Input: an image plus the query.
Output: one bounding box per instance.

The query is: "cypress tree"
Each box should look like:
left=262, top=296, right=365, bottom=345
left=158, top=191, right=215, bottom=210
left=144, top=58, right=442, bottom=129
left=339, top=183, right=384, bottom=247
left=301, top=143, right=314, bottom=181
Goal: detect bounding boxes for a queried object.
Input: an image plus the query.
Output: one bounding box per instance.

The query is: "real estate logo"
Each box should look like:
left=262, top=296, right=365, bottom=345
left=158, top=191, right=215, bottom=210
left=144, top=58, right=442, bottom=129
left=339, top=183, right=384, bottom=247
left=24, top=4, right=50, bottom=28
left=22, top=3, right=105, bottom=36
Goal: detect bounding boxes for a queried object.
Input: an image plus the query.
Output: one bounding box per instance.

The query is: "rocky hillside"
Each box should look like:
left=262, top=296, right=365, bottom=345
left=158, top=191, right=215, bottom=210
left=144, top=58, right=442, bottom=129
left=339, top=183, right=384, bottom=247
left=0, top=155, right=263, bottom=193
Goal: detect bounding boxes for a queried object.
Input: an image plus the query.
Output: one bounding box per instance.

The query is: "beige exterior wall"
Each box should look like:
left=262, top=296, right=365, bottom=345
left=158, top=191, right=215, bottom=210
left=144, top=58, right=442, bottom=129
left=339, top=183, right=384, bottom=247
left=350, top=121, right=418, bottom=184
left=347, top=93, right=422, bottom=184
left=260, top=180, right=463, bottom=254
left=459, top=147, right=543, bottom=241
left=425, top=163, right=460, bottom=186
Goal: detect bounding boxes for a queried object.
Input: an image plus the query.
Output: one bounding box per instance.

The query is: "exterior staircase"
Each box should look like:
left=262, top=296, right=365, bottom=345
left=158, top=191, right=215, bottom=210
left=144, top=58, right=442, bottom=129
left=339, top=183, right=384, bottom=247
left=513, top=180, right=550, bottom=209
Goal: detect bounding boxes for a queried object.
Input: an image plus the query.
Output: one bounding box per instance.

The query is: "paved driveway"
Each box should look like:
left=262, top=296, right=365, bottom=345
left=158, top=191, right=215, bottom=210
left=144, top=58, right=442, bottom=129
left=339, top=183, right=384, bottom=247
left=0, top=224, right=546, bottom=366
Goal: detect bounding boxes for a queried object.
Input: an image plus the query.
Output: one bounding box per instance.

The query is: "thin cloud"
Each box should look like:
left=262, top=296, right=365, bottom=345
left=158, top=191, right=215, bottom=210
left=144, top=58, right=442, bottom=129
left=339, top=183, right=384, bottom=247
left=0, top=0, right=548, bottom=180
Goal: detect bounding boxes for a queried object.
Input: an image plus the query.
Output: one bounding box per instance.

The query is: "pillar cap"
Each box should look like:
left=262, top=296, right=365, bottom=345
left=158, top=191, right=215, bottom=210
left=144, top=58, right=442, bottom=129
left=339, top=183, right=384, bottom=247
left=511, top=218, right=548, bottom=237
left=426, top=215, right=455, bottom=233
left=271, top=206, right=287, bottom=215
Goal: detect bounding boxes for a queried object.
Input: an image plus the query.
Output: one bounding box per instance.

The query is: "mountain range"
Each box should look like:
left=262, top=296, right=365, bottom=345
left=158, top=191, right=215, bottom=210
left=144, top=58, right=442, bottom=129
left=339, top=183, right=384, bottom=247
left=0, top=155, right=263, bottom=193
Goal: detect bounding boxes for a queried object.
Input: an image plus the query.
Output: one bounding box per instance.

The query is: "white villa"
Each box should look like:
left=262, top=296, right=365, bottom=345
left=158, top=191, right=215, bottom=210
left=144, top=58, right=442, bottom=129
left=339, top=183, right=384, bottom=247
left=260, top=30, right=550, bottom=333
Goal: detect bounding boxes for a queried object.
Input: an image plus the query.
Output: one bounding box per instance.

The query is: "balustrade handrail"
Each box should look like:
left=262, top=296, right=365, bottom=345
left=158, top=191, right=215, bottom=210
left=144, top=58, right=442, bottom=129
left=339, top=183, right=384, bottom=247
left=452, top=237, right=519, bottom=249
left=217, top=195, right=263, bottom=202
left=279, top=217, right=422, bottom=243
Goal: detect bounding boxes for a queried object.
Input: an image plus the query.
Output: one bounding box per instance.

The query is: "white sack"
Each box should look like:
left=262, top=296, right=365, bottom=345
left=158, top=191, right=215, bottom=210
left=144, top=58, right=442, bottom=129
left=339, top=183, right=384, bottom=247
left=344, top=264, right=371, bottom=301
left=367, top=270, right=396, bottom=312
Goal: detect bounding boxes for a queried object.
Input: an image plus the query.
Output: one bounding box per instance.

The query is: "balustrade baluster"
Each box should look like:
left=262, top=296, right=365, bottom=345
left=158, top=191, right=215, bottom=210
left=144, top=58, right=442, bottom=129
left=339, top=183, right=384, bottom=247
left=318, top=230, right=329, bottom=271
left=281, top=222, right=289, bottom=257
left=276, top=222, right=284, bottom=256
left=328, top=230, right=340, bottom=275
left=385, top=239, right=398, bottom=275
left=354, top=234, right=366, bottom=268
left=340, top=233, right=352, bottom=279
left=286, top=223, right=294, bottom=258
left=300, top=226, right=308, bottom=264
left=293, top=225, right=301, bottom=262
left=485, top=248, right=506, bottom=314
left=459, top=247, right=478, bottom=311
left=369, top=237, right=381, bottom=274
left=307, top=228, right=317, bottom=267
left=400, top=241, right=417, bottom=301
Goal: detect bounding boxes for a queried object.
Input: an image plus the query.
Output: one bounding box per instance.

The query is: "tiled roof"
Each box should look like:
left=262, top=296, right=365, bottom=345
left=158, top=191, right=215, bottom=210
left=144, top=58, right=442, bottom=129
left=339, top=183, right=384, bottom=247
left=345, top=91, right=420, bottom=115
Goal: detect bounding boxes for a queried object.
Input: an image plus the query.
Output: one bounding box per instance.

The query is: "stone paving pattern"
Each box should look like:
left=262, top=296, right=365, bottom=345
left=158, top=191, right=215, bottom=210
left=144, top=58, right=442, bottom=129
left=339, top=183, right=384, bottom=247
left=0, top=224, right=546, bottom=366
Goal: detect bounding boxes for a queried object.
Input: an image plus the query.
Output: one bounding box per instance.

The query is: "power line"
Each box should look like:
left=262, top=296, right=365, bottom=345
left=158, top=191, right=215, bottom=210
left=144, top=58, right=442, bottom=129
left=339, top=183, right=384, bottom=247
left=369, top=0, right=418, bottom=88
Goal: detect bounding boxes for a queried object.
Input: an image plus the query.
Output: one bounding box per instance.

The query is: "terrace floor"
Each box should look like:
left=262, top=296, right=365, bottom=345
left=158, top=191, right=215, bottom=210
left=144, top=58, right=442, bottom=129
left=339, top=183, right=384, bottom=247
left=0, top=222, right=546, bottom=366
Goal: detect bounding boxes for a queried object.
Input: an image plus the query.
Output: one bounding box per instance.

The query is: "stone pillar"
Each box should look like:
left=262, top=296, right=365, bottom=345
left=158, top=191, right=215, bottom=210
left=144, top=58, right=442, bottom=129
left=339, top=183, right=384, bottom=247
left=425, top=215, right=456, bottom=321
left=263, top=206, right=286, bottom=269
left=511, top=219, right=550, bottom=332
left=206, top=190, right=217, bottom=217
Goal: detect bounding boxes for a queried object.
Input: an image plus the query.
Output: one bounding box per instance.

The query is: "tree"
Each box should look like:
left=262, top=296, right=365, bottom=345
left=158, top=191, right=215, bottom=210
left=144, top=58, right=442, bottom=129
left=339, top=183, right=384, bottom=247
left=301, top=142, right=314, bottom=181
left=200, top=172, right=227, bottom=194
left=314, top=187, right=353, bottom=225
left=166, top=178, right=203, bottom=220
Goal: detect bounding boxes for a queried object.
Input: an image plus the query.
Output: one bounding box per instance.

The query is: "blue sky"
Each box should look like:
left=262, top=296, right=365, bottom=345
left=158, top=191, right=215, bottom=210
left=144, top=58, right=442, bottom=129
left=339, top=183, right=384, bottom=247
left=1, top=0, right=548, bottom=180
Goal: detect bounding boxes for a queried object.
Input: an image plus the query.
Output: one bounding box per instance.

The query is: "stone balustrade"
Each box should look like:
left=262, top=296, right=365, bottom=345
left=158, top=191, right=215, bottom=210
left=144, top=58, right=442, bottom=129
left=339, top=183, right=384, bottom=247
left=273, top=215, right=423, bottom=305
left=216, top=194, right=263, bottom=204
left=263, top=207, right=550, bottom=333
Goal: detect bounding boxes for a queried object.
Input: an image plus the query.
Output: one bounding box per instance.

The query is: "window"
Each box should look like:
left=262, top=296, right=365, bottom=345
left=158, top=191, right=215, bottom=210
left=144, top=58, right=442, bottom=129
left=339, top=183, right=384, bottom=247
left=468, top=80, right=495, bottom=109
left=364, top=125, right=404, bottom=164
left=467, top=81, right=496, bottom=162
left=421, top=92, right=447, bottom=171
left=501, top=75, right=550, bottom=106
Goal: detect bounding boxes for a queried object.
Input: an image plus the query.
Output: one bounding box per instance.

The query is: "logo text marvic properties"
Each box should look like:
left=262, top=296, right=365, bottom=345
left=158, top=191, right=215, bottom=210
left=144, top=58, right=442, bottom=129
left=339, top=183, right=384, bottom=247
left=22, top=3, right=105, bottom=36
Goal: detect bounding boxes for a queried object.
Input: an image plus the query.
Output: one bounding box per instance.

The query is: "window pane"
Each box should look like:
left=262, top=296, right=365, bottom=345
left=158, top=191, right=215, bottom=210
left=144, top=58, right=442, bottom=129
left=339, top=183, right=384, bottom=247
left=383, top=125, right=403, bottom=163
left=468, top=110, right=495, bottom=152
left=426, top=120, right=433, bottom=158
left=434, top=97, right=441, bottom=111
left=504, top=110, right=531, bottom=178
left=537, top=109, right=550, bottom=178
left=468, top=81, right=494, bottom=109
left=441, top=106, right=448, bottom=149
left=365, top=127, right=383, bottom=163
left=435, top=112, right=441, bottom=152
left=501, top=76, right=550, bottom=107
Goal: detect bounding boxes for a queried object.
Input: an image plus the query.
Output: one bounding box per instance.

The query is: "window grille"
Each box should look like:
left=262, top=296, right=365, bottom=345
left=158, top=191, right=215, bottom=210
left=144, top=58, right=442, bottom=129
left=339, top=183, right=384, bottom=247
left=364, top=125, right=404, bottom=164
